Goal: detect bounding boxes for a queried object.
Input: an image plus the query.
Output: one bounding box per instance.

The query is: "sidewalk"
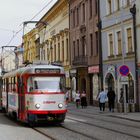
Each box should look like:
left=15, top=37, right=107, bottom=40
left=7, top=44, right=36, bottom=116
left=67, top=103, right=140, bottom=122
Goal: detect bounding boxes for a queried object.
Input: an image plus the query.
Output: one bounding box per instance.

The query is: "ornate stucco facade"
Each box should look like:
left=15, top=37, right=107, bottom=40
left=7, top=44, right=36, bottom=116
left=36, top=0, right=71, bottom=88
left=23, top=28, right=38, bottom=63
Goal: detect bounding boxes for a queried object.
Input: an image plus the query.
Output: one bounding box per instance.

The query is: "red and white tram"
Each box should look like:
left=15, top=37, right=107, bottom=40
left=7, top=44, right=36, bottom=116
left=1, top=63, right=67, bottom=125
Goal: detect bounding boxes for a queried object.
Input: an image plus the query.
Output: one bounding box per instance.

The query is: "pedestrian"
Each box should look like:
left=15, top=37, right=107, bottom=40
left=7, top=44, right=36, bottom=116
left=65, top=89, right=70, bottom=105
left=107, top=87, right=115, bottom=112
left=81, top=90, right=87, bottom=109
left=119, top=88, right=124, bottom=112
left=74, top=90, right=81, bottom=108
left=97, top=88, right=107, bottom=112
left=119, top=88, right=124, bottom=103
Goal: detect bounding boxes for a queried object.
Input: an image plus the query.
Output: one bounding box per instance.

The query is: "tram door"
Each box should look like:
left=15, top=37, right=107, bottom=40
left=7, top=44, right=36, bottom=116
left=18, top=77, right=25, bottom=120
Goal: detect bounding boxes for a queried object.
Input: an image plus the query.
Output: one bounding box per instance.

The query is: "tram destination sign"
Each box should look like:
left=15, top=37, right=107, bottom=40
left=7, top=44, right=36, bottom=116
left=119, top=65, right=130, bottom=76
left=35, top=68, right=60, bottom=74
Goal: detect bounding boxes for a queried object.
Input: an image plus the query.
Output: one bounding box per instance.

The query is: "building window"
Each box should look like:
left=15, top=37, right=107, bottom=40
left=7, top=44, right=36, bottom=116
left=127, top=28, right=133, bottom=53
left=82, top=36, right=86, bottom=56
left=50, top=42, right=53, bottom=62
left=73, top=41, right=75, bottom=57
left=58, top=43, right=60, bottom=61
left=89, top=0, right=92, bottom=18
left=66, top=38, right=69, bottom=61
left=82, top=3, right=85, bottom=22
left=108, top=33, right=113, bottom=56
left=117, top=31, right=122, bottom=55
left=77, top=39, right=79, bottom=56
left=54, top=44, right=56, bottom=61
left=51, top=48, right=53, bottom=62
left=95, top=32, right=98, bottom=55
left=116, top=0, right=120, bottom=11
left=107, top=0, right=112, bottom=14
left=90, top=34, right=93, bottom=56
left=95, top=0, right=98, bottom=15
left=73, top=10, right=75, bottom=27
left=62, top=41, right=64, bottom=61
left=77, top=7, right=79, bottom=25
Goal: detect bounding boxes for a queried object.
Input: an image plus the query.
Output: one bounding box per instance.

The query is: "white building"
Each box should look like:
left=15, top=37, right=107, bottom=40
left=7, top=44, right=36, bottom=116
left=2, top=50, right=16, bottom=72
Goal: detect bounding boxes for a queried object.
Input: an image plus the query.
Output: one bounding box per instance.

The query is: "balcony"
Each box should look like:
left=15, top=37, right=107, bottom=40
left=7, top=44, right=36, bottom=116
left=72, top=55, right=88, bottom=66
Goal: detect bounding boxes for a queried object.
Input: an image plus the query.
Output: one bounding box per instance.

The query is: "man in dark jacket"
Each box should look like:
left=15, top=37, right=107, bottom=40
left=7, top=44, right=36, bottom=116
left=107, top=87, right=116, bottom=112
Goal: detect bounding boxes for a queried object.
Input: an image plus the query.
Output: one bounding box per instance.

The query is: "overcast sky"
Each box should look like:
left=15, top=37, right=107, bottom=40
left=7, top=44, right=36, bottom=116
left=0, top=0, right=57, bottom=48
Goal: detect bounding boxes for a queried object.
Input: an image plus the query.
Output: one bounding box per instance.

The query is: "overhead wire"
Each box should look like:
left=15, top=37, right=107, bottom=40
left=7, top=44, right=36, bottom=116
left=1, top=0, right=56, bottom=67
left=3, top=0, right=56, bottom=47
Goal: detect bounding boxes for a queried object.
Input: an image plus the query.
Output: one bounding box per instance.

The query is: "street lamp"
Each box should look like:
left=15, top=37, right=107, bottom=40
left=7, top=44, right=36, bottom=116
left=130, top=4, right=139, bottom=111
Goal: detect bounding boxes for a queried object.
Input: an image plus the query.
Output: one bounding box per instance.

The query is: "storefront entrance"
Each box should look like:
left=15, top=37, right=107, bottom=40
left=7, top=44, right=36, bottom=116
left=105, top=73, right=115, bottom=91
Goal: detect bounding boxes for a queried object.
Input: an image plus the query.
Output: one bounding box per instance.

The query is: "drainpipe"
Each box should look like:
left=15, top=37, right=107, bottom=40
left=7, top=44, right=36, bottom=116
left=130, top=4, right=139, bottom=111
left=97, top=0, right=103, bottom=90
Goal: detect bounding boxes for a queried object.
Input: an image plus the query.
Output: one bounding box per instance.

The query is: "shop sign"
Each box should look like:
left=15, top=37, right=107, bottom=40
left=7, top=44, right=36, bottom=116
left=88, top=66, right=99, bottom=73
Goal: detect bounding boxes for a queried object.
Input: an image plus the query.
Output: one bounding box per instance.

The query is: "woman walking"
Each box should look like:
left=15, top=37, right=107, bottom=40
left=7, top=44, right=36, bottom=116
left=75, top=91, right=80, bottom=108
left=81, top=91, right=87, bottom=108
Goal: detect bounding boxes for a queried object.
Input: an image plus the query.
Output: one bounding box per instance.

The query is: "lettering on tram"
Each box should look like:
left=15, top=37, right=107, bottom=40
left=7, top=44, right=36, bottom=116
left=35, top=68, right=60, bottom=74
left=1, top=63, right=67, bottom=126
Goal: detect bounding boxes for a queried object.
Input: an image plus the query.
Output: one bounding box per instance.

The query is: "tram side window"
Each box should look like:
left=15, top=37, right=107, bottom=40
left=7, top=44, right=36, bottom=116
left=8, top=78, right=12, bottom=92
left=12, top=77, right=16, bottom=92
left=17, top=77, right=21, bottom=94
left=27, top=77, right=33, bottom=92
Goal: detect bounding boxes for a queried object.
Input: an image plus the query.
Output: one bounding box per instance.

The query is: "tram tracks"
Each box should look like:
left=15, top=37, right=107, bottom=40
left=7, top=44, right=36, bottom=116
left=66, top=115, right=140, bottom=139
left=68, top=110, right=140, bottom=129
left=60, top=125, right=98, bottom=140
left=32, top=127, right=56, bottom=140
left=32, top=124, right=96, bottom=140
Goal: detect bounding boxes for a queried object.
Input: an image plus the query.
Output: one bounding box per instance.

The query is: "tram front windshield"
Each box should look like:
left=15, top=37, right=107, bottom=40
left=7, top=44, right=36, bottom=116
left=27, top=76, right=65, bottom=93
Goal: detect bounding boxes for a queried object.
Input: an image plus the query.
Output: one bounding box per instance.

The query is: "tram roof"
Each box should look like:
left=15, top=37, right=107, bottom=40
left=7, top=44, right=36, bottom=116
left=3, top=64, right=64, bottom=78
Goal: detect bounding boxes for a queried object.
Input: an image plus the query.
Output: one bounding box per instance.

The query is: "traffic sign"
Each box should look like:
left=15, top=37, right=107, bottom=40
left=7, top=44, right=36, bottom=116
left=119, top=65, right=130, bottom=76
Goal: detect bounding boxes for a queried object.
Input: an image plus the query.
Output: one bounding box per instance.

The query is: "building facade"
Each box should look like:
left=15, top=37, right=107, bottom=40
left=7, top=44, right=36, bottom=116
left=69, top=0, right=100, bottom=104
left=2, top=49, right=16, bottom=72
left=136, top=0, right=140, bottom=110
left=100, top=0, right=137, bottom=111
left=23, top=28, right=38, bottom=64
left=36, top=0, right=71, bottom=88
left=14, top=44, right=24, bottom=68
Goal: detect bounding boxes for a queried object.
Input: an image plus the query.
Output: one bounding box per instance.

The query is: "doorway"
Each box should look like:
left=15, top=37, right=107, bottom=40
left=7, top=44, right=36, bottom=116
left=105, top=73, right=115, bottom=91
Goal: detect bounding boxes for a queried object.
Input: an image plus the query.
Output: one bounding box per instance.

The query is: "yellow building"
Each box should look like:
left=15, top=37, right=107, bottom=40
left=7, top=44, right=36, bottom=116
left=23, top=28, right=38, bottom=63
left=36, top=0, right=71, bottom=88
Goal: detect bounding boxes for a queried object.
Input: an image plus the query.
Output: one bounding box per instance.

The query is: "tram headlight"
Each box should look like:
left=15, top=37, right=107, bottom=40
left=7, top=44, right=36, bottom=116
left=35, top=103, right=41, bottom=109
left=58, top=103, right=63, bottom=108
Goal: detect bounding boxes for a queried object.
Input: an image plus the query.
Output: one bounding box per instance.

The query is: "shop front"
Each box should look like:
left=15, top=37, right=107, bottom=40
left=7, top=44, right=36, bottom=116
left=88, top=65, right=99, bottom=105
